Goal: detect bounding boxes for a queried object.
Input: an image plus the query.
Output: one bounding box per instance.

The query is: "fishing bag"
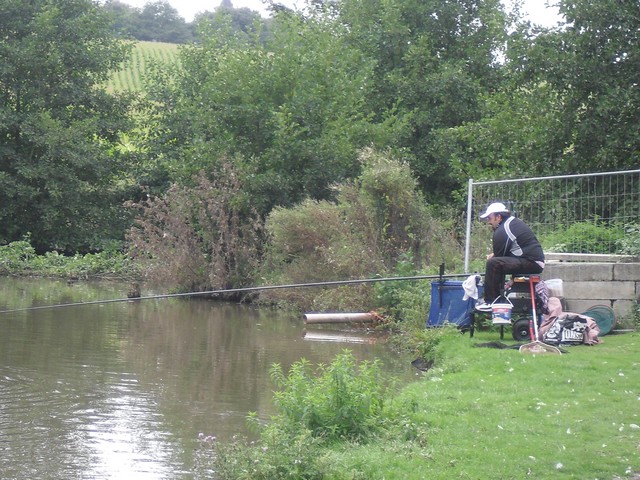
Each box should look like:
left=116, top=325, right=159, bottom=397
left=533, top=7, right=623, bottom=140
left=542, top=314, right=588, bottom=346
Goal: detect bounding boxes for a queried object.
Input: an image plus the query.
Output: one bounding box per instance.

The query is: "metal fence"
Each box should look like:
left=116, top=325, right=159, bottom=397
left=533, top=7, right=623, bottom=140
left=464, top=169, right=640, bottom=272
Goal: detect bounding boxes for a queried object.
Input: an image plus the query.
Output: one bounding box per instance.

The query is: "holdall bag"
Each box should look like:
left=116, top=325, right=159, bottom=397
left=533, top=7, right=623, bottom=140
left=542, top=314, right=588, bottom=346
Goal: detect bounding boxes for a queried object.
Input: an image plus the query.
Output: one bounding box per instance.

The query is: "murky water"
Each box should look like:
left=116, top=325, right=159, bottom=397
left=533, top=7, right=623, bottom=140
left=0, top=277, right=415, bottom=479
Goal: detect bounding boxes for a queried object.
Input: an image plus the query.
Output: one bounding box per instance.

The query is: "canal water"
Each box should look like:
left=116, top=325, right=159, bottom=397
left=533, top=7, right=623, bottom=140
left=0, top=277, right=416, bottom=479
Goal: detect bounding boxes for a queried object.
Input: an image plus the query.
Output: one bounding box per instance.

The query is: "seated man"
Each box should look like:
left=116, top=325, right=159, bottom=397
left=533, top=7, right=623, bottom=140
left=475, top=202, right=545, bottom=312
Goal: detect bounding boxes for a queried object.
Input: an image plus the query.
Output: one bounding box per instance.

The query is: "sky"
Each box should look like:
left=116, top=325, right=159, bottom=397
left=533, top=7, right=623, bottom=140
left=117, top=0, right=562, bottom=27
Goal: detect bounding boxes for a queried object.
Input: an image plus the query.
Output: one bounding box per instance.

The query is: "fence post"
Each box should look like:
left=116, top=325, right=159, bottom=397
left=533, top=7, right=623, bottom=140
left=464, top=178, right=474, bottom=273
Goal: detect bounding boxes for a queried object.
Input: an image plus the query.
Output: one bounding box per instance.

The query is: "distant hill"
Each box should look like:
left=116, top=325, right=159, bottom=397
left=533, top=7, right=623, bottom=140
left=107, top=41, right=180, bottom=93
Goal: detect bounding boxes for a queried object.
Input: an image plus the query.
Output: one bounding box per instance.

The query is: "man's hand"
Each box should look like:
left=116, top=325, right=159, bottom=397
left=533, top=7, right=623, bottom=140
left=486, top=253, right=494, bottom=260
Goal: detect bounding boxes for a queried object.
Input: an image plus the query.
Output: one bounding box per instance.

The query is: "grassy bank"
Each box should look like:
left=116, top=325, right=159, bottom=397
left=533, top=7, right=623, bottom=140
left=208, top=328, right=640, bottom=479
left=338, top=330, right=639, bottom=478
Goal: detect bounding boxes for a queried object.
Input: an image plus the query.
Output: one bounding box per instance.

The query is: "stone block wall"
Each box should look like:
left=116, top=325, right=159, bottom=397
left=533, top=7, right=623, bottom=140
left=541, top=255, right=640, bottom=322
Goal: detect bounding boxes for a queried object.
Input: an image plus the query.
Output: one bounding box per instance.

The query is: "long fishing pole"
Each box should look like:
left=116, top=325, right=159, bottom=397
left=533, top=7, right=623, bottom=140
left=0, top=273, right=471, bottom=314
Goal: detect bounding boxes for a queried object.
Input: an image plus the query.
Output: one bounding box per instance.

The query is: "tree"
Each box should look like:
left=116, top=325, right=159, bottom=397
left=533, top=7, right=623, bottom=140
left=138, top=8, right=400, bottom=215
left=194, top=4, right=264, bottom=38
left=433, top=83, right=568, bottom=182
left=135, top=0, right=192, bottom=43
left=0, top=0, right=134, bottom=252
left=436, top=0, right=640, bottom=182
left=103, top=0, right=140, bottom=39
left=337, top=0, right=510, bottom=201
left=548, top=0, right=640, bottom=172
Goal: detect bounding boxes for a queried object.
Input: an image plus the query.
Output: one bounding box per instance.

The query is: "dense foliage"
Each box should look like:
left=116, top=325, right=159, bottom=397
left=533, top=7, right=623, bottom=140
left=0, top=0, right=135, bottom=253
left=2, top=0, right=639, bottom=293
left=267, top=351, right=388, bottom=441
left=104, top=0, right=194, bottom=43
left=258, top=149, right=460, bottom=311
left=102, top=0, right=267, bottom=44
left=440, top=0, right=640, bottom=179
left=137, top=9, right=397, bottom=211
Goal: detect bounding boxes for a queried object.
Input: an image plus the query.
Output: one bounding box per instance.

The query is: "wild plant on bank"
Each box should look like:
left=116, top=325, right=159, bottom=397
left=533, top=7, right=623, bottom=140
left=0, top=238, right=138, bottom=279
left=259, top=148, right=462, bottom=311
left=209, top=351, right=395, bottom=479
left=373, top=253, right=433, bottom=326
left=267, top=351, right=387, bottom=441
left=126, top=161, right=262, bottom=294
left=209, top=427, right=324, bottom=480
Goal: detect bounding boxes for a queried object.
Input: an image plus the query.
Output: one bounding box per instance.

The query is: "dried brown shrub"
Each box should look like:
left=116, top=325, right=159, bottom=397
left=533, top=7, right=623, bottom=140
left=126, top=162, right=262, bottom=293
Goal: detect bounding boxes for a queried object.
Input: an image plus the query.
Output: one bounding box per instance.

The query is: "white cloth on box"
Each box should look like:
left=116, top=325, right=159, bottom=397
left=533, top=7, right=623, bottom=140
left=462, top=274, right=479, bottom=301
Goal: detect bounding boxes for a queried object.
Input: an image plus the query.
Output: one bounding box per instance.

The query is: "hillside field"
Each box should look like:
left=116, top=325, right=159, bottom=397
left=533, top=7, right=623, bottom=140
left=107, top=41, right=180, bottom=92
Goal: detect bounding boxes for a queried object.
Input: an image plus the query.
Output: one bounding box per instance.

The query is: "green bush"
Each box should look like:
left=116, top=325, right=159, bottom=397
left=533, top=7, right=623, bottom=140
left=208, top=350, right=398, bottom=479
left=268, top=351, right=388, bottom=441
left=373, top=253, right=432, bottom=325
left=540, top=220, right=625, bottom=254
left=616, top=222, right=640, bottom=255
left=259, top=148, right=462, bottom=312
left=0, top=238, right=138, bottom=278
left=408, top=325, right=462, bottom=369
left=207, top=427, right=324, bottom=480
left=387, top=319, right=462, bottom=376
left=0, top=240, right=38, bottom=272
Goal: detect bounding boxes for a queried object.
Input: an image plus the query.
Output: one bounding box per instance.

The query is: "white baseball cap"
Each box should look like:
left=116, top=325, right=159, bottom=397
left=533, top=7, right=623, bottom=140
left=480, top=202, right=509, bottom=219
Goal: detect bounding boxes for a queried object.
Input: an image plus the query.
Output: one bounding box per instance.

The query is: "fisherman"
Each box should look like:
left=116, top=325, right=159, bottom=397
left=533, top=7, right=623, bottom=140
left=474, top=202, right=545, bottom=312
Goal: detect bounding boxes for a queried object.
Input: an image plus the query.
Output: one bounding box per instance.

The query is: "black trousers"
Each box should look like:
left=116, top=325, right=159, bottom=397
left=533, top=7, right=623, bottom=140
left=483, top=256, right=543, bottom=302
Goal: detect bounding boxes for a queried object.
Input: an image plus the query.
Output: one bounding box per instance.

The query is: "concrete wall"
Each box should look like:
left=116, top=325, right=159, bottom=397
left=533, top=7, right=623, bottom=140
left=541, top=254, right=640, bottom=321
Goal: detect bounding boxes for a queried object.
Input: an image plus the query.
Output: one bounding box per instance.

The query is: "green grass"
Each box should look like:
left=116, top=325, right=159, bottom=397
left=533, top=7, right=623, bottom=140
left=107, top=41, right=180, bottom=92
left=326, top=330, right=640, bottom=479
left=211, top=328, right=640, bottom=479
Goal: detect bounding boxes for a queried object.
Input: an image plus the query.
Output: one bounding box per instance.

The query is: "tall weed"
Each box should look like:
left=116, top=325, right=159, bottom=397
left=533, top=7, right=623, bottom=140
left=126, top=161, right=262, bottom=293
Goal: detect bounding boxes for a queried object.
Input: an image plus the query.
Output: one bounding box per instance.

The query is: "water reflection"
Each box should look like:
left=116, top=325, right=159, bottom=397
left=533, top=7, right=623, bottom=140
left=0, top=277, right=415, bottom=479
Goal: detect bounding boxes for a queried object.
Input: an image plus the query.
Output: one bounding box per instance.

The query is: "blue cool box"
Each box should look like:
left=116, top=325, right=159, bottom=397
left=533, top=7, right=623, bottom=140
left=426, top=280, right=483, bottom=328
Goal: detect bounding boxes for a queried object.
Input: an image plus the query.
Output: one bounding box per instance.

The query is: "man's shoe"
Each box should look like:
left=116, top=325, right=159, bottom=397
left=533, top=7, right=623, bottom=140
left=474, top=301, right=493, bottom=313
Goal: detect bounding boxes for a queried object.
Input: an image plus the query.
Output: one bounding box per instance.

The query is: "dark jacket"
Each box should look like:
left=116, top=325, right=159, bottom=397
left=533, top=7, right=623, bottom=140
left=492, top=216, right=545, bottom=263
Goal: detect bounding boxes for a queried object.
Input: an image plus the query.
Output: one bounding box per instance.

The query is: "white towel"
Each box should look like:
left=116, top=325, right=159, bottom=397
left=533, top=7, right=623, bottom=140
left=462, top=274, right=479, bottom=301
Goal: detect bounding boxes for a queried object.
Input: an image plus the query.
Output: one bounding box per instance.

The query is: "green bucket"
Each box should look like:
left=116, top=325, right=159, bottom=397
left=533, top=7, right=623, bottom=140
left=581, top=305, right=616, bottom=336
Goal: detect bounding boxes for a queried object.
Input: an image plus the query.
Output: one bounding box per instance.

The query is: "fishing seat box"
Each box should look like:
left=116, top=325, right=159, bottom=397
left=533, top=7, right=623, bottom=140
left=426, top=280, right=482, bottom=330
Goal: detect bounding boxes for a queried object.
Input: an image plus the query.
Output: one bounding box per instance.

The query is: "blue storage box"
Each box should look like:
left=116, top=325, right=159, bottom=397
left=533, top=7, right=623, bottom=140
left=426, top=280, right=482, bottom=328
